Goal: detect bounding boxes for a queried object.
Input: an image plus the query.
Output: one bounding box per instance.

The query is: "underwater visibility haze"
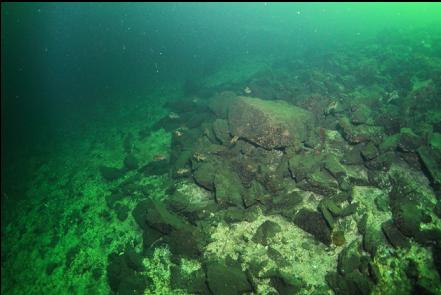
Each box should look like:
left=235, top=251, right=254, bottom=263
left=2, top=2, right=441, bottom=294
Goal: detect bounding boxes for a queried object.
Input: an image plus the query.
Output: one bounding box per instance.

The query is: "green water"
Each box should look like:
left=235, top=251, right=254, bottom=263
left=2, top=2, right=441, bottom=295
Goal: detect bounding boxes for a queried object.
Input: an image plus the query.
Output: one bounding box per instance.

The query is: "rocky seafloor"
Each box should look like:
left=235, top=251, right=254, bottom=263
left=2, top=28, right=441, bottom=295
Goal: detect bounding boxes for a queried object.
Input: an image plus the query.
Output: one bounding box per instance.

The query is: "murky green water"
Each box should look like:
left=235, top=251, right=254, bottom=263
left=2, top=3, right=441, bottom=295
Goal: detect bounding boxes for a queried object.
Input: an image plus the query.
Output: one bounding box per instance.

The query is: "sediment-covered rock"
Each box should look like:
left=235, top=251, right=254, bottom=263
left=228, top=96, right=314, bottom=150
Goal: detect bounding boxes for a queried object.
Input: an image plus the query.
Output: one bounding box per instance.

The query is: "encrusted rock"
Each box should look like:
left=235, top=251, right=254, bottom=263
left=229, top=96, right=314, bottom=150
left=293, top=208, right=332, bottom=246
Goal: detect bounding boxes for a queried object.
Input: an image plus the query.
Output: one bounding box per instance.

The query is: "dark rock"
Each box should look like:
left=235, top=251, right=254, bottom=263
left=293, top=209, right=332, bottom=246
left=434, top=202, right=441, bottom=218
left=212, top=119, right=231, bottom=145
left=115, top=204, right=129, bottom=221
left=207, top=91, right=236, bottom=119
left=124, top=248, right=145, bottom=272
left=132, top=198, right=192, bottom=234
left=363, top=225, right=388, bottom=256
left=99, top=165, right=125, bottom=181
left=205, top=259, right=252, bottom=295
left=324, top=154, right=347, bottom=180
left=124, top=154, right=139, bottom=170
left=142, top=227, right=164, bottom=252
left=228, top=96, right=314, bottom=150
left=397, top=128, right=423, bottom=153
left=243, top=180, right=268, bottom=208
left=214, top=168, right=244, bottom=207
left=193, top=161, right=216, bottom=191
left=338, top=117, right=384, bottom=145
left=418, top=146, right=441, bottom=188
left=351, top=104, right=373, bottom=125
left=167, top=228, right=204, bottom=258
left=382, top=220, right=410, bottom=249
left=107, top=252, right=149, bottom=295
left=270, top=273, right=305, bottom=295
left=288, top=153, right=322, bottom=182
left=252, top=220, right=282, bottom=246
left=269, top=190, right=303, bottom=218
left=301, top=170, right=339, bottom=196
left=46, top=262, right=60, bottom=275
left=140, top=159, right=169, bottom=176
left=341, top=146, right=365, bottom=165
left=361, top=142, right=379, bottom=161
left=106, top=191, right=125, bottom=209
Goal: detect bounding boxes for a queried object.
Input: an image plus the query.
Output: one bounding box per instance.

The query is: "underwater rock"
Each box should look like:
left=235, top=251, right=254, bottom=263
left=252, top=220, right=282, bottom=246
left=300, top=170, right=339, bottom=196
left=341, top=145, right=365, bottom=165
left=326, top=270, right=374, bottom=295
left=397, top=128, right=424, bottom=153
left=170, top=264, right=209, bottom=294
left=207, top=91, right=237, bottom=119
left=268, top=189, right=303, bottom=218
left=167, top=228, right=204, bottom=259
left=417, top=146, right=441, bottom=188
left=228, top=96, right=314, bottom=150
left=381, top=220, right=410, bottom=249
left=123, top=154, right=139, bottom=170
left=338, top=241, right=363, bottom=275
left=360, top=142, right=379, bottom=161
left=193, top=161, right=216, bottom=191
left=105, top=191, right=125, bottom=209
left=165, top=183, right=217, bottom=221
left=351, top=104, right=374, bottom=125
left=140, top=159, right=169, bottom=176
left=293, top=208, right=332, bottom=246
left=142, top=227, right=163, bottom=252
left=269, top=272, right=306, bottom=295
left=324, top=154, right=347, bottom=181
left=212, top=119, right=231, bottom=145
left=132, top=198, right=192, bottom=234
left=242, top=180, right=268, bottom=208
left=338, top=117, right=384, bottom=144
left=107, top=251, right=149, bottom=295
left=213, top=167, right=244, bottom=208
left=115, top=203, right=129, bottom=221
left=99, top=165, right=126, bottom=181
left=288, top=152, right=322, bottom=182
left=205, top=259, right=253, bottom=295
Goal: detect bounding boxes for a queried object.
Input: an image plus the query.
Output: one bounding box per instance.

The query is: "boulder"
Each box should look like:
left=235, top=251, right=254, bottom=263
left=229, top=96, right=314, bottom=150
left=293, top=208, right=332, bottom=246
left=252, top=220, right=282, bottom=246
left=205, top=259, right=252, bottom=295
left=214, top=168, right=244, bottom=208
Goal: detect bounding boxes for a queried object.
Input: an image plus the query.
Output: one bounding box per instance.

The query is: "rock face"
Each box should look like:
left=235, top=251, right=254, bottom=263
left=228, top=96, right=314, bottom=150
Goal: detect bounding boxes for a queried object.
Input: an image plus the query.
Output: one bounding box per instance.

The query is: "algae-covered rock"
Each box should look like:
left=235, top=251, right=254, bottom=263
left=229, top=96, right=314, bottom=150
left=338, top=116, right=384, bottom=144
left=382, top=220, right=410, bottom=249
left=397, top=127, right=423, bottom=152
left=293, top=208, right=332, bottom=246
left=212, top=119, right=231, bottom=145
left=417, top=145, right=441, bottom=188
left=193, top=161, right=216, bottom=191
left=288, top=152, right=322, bottom=182
left=214, top=167, right=244, bottom=208
left=252, top=220, right=282, bottom=246
left=132, top=198, right=192, bottom=234
left=99, top=165, right=126, bottom=181
left=361, top=142, right=379, bottom=161
left=351, top=104, right=374, bottom=125
left=301, top=170, right=339, bottom=196
left=205, top=259, right=252, bottom=295
left=170, top=264, right=208, bottom=294
left=324, top=154, right=347, bottom=180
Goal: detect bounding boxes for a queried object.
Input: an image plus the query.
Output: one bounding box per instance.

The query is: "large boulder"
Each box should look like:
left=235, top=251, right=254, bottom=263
left=228, top=96, right=314, bottom=150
